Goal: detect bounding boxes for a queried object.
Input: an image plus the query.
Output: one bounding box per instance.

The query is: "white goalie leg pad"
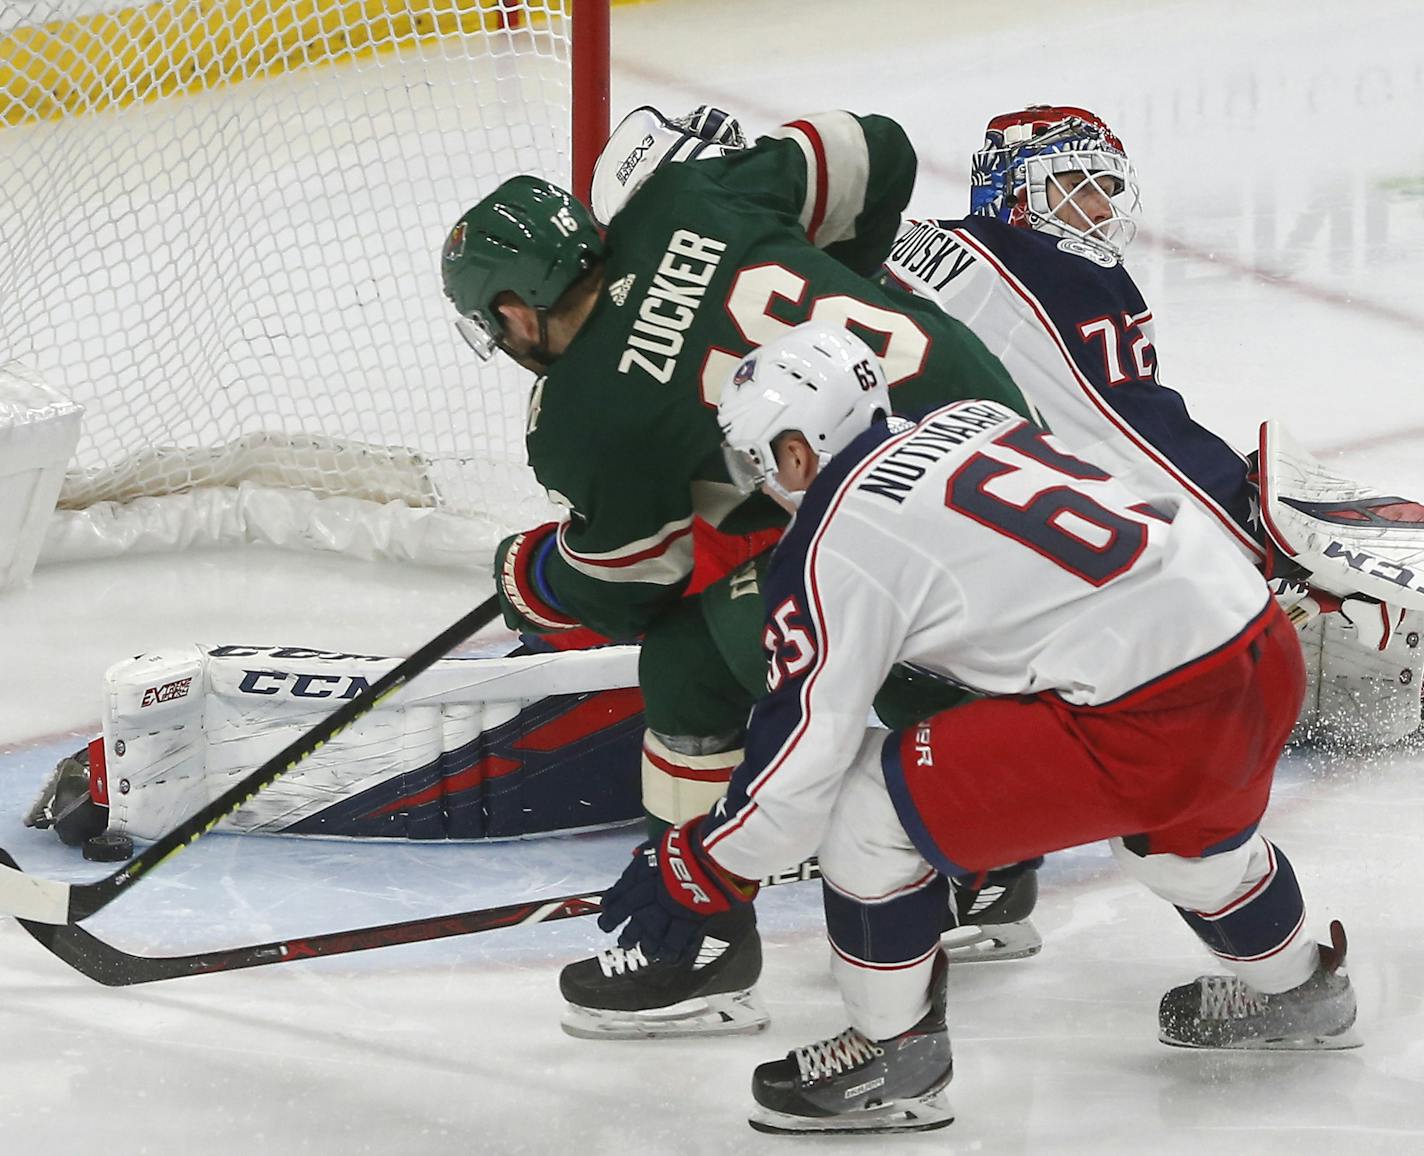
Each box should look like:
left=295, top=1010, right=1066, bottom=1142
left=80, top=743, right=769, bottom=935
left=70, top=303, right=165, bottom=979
left=1291, top=615, right=1325, bottom=746
left=640, top=730, right=741, bottom=825
left=100, top=649, right=212, bottom=840
left=1291, top=610, right=1423, bottom=747
left=101, top=644, right=641, bottom=841
left=1258, top=419, right=1424, bottom=610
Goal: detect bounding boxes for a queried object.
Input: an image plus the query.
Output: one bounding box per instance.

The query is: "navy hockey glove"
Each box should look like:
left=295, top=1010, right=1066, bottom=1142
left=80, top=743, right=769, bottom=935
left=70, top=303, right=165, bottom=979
left=493, top=522, right=581, bottom=634
left=670, top=105, right=747, bottom=150
left=597, top=817, right=758, bottom=964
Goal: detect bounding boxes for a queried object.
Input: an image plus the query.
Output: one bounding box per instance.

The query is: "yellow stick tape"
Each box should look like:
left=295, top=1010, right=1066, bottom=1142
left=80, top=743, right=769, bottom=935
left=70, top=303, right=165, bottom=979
left=0, top=0, right=566, bottom=125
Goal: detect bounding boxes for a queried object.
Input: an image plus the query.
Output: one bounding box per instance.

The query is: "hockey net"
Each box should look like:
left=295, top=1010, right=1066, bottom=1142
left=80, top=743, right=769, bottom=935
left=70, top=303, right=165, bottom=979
left=0, top=0, right=608, bottom=567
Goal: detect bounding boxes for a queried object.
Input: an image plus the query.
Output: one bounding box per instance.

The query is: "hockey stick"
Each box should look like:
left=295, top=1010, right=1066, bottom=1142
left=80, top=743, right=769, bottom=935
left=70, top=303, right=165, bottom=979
left=10, top=859, right=823, bottom=987
left=0, top=595, right=501, bottom=926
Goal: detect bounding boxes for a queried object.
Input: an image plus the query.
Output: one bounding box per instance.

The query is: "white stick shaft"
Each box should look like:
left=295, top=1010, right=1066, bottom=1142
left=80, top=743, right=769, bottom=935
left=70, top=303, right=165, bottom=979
left=0, top=861, right=71, bottom=922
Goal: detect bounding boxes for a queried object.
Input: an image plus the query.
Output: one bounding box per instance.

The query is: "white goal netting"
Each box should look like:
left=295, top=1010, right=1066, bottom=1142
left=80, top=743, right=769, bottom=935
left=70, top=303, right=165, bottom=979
left=0, top=1, right=590, bottom=565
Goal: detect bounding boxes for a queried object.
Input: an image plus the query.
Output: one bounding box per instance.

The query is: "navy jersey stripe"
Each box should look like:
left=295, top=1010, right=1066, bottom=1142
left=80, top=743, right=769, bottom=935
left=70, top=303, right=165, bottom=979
left=952, top=218, right=1262, bottom=560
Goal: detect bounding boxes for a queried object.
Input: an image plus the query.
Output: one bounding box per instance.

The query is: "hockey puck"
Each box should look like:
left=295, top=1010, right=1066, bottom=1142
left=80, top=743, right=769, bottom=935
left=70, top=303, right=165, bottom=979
left=83, top=832, right=135, bottom=862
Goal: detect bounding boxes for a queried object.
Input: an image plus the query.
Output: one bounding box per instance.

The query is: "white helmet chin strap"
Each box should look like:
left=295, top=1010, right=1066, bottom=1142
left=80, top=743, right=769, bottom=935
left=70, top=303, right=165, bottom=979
left=764, top=472, right=806, bottom=509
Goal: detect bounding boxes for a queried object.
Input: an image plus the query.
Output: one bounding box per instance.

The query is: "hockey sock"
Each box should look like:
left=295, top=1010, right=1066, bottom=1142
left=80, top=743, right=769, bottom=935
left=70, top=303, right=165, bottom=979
left=1175, top=841, right=1318, bottom=994
left=640, top=730, right=742, bottom=828
left=824, top=872, right=947, bottom=1040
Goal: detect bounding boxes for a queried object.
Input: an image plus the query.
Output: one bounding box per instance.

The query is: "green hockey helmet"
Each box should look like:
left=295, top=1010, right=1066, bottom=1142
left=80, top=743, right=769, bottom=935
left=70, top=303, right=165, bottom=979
left=441, top=175, right=605, bottom=359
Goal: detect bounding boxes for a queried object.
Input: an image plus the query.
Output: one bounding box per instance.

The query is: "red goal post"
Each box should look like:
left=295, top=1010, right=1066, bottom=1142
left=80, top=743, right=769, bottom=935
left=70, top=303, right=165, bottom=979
left=0, top=1, right=611, bottom=568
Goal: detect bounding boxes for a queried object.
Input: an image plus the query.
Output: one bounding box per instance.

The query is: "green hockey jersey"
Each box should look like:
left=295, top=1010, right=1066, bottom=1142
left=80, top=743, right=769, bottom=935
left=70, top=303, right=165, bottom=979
left=525, top=111, right=1026, bottom=640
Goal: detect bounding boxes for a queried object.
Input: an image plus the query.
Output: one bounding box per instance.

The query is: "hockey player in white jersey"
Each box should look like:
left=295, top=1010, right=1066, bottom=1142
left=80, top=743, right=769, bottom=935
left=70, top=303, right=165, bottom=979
left=881, top=104, right=1424, bottom=747
left=592, top=322, right=1357, bottom=1134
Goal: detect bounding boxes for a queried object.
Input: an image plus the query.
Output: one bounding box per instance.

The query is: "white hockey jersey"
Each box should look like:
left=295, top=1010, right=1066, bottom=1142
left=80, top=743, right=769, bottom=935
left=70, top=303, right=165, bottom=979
left=703, top=400, right=1271, bottom=881
left=883, top=215, right=1264, bottom=564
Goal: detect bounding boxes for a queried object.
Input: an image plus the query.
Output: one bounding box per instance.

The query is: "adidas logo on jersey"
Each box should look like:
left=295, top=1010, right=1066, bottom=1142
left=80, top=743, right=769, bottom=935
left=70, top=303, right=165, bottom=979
left=608, top=274, right=636, bottom=306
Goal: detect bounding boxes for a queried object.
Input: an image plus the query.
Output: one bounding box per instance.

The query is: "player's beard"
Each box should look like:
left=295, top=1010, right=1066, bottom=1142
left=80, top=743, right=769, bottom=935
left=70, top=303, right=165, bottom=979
left=498, top=310, right=559, bottom=373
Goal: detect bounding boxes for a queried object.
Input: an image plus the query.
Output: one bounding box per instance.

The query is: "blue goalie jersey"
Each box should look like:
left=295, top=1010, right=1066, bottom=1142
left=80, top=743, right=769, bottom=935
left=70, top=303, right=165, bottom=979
left=883, top=215, right=1263, bottom=564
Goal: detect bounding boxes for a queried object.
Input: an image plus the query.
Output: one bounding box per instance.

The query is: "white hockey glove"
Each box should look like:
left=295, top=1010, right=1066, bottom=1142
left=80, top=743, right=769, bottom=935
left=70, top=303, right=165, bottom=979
left=590, top=104, right=748, bottom=225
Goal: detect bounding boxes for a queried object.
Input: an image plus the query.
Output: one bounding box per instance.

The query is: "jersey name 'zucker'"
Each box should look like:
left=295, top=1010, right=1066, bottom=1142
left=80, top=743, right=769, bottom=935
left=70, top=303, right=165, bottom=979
left=856, top=404, right=1013, bottom=505
left=617, top=229, right=728, bottom=384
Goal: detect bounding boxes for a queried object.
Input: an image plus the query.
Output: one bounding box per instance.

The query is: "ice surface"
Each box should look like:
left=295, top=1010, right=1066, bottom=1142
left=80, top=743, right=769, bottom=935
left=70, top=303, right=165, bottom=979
left=2, top=1, right=1423, bottom=1151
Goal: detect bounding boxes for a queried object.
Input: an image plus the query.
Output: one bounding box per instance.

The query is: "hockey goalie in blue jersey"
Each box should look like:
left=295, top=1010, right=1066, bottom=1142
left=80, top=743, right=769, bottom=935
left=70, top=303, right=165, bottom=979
left=883, top=105, right=1262, bottom=560
left=881, top=104, right=1424, bottom=748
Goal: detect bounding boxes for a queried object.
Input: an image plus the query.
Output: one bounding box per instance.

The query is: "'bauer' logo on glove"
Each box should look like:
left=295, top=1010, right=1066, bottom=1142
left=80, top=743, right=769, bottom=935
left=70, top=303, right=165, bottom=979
left=598, top=817, right=757, bottom=963
left=662, top=825, right=720, bottom=907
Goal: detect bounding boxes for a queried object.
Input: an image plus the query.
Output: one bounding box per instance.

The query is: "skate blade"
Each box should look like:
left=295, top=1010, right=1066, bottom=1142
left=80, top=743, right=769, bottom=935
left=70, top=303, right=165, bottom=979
left=748, top=1092, right=954, bottom=1135
left=942, top=918, right=1042, bottom=963
left=1159, top=1026, right=1363, bottom=1051
left=22, top=766, right=61, bottom=828
left=561, top=988, right=769, bottom=1041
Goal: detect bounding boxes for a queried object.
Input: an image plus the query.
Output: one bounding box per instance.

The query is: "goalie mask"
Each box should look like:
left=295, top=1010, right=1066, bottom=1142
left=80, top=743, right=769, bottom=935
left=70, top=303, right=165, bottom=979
left=718, top=322, right=890, bottom=508
left=969, top=105, right=1141, bottom=262
left=441, top=175, right=605, bottom=360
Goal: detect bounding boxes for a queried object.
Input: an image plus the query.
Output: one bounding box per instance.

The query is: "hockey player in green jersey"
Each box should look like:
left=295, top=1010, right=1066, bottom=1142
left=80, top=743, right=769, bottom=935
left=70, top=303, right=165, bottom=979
left=441, top=107, right=1032, bottom=1039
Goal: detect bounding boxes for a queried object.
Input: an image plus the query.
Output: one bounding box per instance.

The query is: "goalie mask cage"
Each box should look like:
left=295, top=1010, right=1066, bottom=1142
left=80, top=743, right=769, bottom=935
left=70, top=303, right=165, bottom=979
left=0, top=0, right=610, bottom=567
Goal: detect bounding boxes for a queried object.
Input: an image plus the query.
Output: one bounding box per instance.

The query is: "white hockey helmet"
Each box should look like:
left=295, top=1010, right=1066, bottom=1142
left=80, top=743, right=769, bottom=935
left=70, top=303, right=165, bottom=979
left=718, top=321, right=890, bottom=506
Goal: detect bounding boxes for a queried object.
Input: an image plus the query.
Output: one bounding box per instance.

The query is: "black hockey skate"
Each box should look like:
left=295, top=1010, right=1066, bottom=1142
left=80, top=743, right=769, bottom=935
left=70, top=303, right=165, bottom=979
left=943, top=864, right=1043, bottom=963
left=24, top=745, right=108, bottom=847
left=748, top=949, right=954, bottom=1135
left=559, top=906, right=767, bottom=1039
left=1159, top=920, right=1360, bottom=1050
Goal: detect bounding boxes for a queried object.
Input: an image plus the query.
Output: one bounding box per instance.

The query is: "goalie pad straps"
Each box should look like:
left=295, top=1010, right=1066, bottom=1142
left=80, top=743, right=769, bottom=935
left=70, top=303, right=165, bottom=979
left=87, top=737, right=109, bottom=805
left=641, top=730, right=741, bottom=826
